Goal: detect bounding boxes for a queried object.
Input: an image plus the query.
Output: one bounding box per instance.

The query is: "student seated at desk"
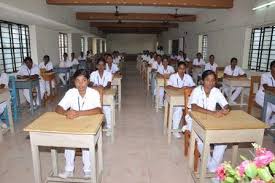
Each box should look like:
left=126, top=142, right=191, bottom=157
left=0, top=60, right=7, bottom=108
left=204, top=55, right=218, bottom=72
left=156, top=56, right=175, bottom=107
left=105, top=53, right=119, bottom=74
left=113, top=51, right=121, bottom=65
left=90, top=58, right=113, bottom=136
left=184, top=70, right=230, bottom=172
left=39, top=55, right=54, bottom=96
left=55, top=69, right=102, bottom=179
left=177, top=51, right=190, bottom=63
left=17, top=57, right=45, bottom=106
left=59, top=53, right=72, bottom=86
left=0, top=71, right=9, bottom=129
left=151, top=55, right=163, bottom=95
left=256, top=60, right=275, bottom=125
left=78, top=51, right=86, bottom=62
left=166, top=62, right=195, bottom=138
left=148, top=52, right=157, bottom=65
left=192, top=52, right=206, bottom=84
left=71, top=52, right=79, bottom=66
left=223, top=57, right=247, bottom=104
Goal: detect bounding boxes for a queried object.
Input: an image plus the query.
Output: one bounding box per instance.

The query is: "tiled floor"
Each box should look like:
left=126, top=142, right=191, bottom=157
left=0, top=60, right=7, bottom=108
left=0, top=61, right=274, bottom=183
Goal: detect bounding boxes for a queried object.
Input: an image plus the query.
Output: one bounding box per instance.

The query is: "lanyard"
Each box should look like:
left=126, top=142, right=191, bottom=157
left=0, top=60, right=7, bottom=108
left=78, top=96, right=85, bottom=111
left=97, top=74, right=105, bottom=86
left=27, top=68, right=31, bottom=76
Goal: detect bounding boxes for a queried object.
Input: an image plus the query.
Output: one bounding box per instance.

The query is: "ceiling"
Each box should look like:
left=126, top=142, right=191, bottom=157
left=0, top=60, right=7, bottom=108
left=47, top=0, right=234, bottom=34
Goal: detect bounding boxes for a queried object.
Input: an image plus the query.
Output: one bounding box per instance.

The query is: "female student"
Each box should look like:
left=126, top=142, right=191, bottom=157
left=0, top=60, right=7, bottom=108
left=0, top=70, right=9, bottom=129
left=90, top=58, right=113, bottom=136
left=166, top=62, right=195, bottom=138
left=256, top=60, right=275, bottom=125
left=56, top=69, right=102, bottom=179
left=151, top=55, right=163, bottom=95
left=105, top=54, right=119, bottom=74
left=156, top=56, right=175, bottom=107
left=184, top=70, right=230, bottom=172
left=192, top=52, right=206, bottom=84
left=204, top=55, right=218, bottom=72
left=78, top=51, right=86, bottom=62
left=59, top=53, right=72, bottom=86
left=71, top=52, right=79, bottom=65
left=17, top=57, right=45, bottom=107
left=223, top=57, right=246, bottom=103
left=39, top=55, right=54, bottom=96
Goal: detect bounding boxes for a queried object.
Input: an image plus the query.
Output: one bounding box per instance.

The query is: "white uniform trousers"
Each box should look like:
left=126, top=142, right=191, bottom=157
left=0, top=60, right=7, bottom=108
left=0, top=101, right=6, bottom=115
left=41, top=80, right=55, bottom=96
left=223, top=86, right=242, bottom=102
left=256, top=92, right=275, bottom=125
left=103, top=106, right=112, bottom=129
left=23, top=80, right=45, bottom=105
left=59, top=73, right=70, bottom=85
left=172, top=107, right=183, bottom=129
left=64, top=148, right=91, bottom=173
left=158, top=87, right=165, bottom=107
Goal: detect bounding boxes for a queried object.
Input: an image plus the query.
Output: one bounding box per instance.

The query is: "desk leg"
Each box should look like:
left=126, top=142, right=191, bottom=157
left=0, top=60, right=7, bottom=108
left=98, top=130, right=103, bottom=182
left=167, top=103, right=173, bottom=144
left=188, top=129, right=196, bottom=170
left=31, top=141, right=42, bottom=183
left=199, top=140, right=210, bottom=183
left=118, top=82, right=121, bottom=111
left=89, top=145, right=97, bottom=183
left=7, top=100, right=15, bottom=133
left=51, top=148, right=58, bottom=176
left=163, top=100, right=168, bottom=134
left=240, top=88, right=244, bottom=107
left=29, top=89, right=34, bottom=114
left=232, top=145, right=238, bottom=167
left=156, top=85, right=159, bottom=112
left=37, top=83, right=41, bottom=107
left=229, top=86, right=233, bottom=105
left=111, top=101, right=115, bottom=143
left=147, top=71, right=149, bottom=91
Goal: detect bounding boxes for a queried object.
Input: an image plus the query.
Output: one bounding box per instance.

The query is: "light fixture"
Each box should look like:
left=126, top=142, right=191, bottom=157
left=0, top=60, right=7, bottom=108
left=253, top=0, right=275, bottom=10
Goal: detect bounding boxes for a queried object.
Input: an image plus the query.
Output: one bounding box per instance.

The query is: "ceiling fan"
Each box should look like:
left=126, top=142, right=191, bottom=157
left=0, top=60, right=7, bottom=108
left=171, top=8, right=186, bottom=18
left=114, top=6, right=128, bottom=17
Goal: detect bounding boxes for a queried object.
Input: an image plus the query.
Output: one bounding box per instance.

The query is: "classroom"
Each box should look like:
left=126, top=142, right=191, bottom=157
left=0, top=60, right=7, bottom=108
left=0, top=0, right=275, bottom=183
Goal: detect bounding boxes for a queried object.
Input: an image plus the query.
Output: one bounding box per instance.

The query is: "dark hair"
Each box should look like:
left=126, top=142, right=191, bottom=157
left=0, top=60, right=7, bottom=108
left=97, top=57, right=105, bottom=65
left=73, top=69, right=90, bottom=80
left=162, top=55, right=169, bottom=61
left=270, top=60, right=275, bottom=69
left=177, top=61, right=186, bottom=68
left=202, top=70, right=216, bottom=81
left=106, top=53, right=113, bottom=59
left=231, top=57, right=238, bottom=63
left=209, top=55, right=215, bottom=59
left=63, top=53, right=68, bottom=57
left=43, top=55, right=50, bottom=60
left=24, top=56, right=32, bottom=63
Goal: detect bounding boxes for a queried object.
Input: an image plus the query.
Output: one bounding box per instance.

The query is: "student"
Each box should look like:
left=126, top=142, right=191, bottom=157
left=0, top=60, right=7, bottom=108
left=176, top=51, right=184, bottom=62
left=105, top=54, right=119, bottom=74
left=113, top=51, right=120, bottom=65
left=192, top=53, right=206, bottom=84
left=151, top=55, right=163, bottom=95
left=71, top=52, right=79, bottom=65
left=256, top=60, right=275, bottom=125
left=148, top=52, right=157, bottom=65
left=90, top=58, right=113, bottom=136
left=166, top=62, right=195, bottom=138
left=184, top=70, right=230, bottom=172
left=56, top=69, right=102, bottom=179
left=59, top=53, right=72, bottom=86
left=0, top=70, right=9, bottom=129
left=78, top=51, right=86, bottom=62
left=39, top=55, right=54, bottom=96
left=193, top=52, right=205, bottom=67
left=183, top=52, right=191, bottom=63
left=204, top=55, right=218, bottom=72
left=156, top=56, right=175, bottom=107
left=223, top=57, right=246, bottom=103
left=17, top=57, right=45, bottom=106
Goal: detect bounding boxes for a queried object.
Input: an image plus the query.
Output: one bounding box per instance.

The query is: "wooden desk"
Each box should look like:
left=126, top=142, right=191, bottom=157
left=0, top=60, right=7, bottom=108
left=155, top=76, right=165, bottom=112
left=163, top=88, right=185, bottom=143
left=24, top=112, right=104, bottom=183
left=0, top=88, right=15, bottom=141
left=146, top=66, right=152, bottom=91
left=261, top=90, right=275, bottom=142
left=222, top=78, right=250, bottom=106
left=15, top=78, right=42, bottom=114
left=103, top=88, right=116, bottom=142
left=112, top=74, right=122, bottom=111
left=189, top=110, right=266, bottom=183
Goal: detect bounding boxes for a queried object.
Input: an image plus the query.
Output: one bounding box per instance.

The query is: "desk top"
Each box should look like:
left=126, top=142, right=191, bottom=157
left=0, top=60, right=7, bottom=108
left=16, top=78, right=39, bottom=82
left=24, top=112, right=104, bottom=135
left=223, top=78, right=250, bottom=86
left=164, top=88, right=184, bottom=96
left=104, top=88, right=116, bottom=96
left=190, top=110, right=267, bottom=130
left=0, top=88, right=10, bottom=102
left=113, top=74, right=123, bottom=79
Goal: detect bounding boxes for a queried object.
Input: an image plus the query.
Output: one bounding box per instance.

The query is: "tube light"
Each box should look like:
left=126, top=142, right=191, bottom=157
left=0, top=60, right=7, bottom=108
left=253, top=0, right=275, bottom=10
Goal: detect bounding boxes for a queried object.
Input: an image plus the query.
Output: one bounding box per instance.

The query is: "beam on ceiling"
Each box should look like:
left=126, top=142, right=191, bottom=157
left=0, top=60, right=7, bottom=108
left=90, top=22, right=178, bottom=28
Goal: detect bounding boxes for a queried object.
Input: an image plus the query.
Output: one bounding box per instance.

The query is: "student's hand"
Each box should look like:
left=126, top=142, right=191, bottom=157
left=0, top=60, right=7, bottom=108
left=221, top=108, right=230, bottom=115
left=66, top=110, right=79, bottom=119
left=213, top=110, right=224, bottom=118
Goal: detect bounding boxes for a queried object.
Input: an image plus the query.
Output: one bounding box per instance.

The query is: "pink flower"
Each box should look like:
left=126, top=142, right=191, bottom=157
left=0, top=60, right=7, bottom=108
left=236, top=160, right=249, bottom=177
left=255, top=147, right=267, bottom=156
left=254, top=151, right=274, bottom=168
left=250, top=180, right=265, bottom=183
left=216, top=165, right=226, bottom=181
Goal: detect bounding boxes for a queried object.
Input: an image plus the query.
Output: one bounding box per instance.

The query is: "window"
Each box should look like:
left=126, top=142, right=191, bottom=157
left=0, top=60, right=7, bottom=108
left=202, top=35, right=208, bottom=60
left=59, top=33, right=68, bottom=61
left=80, top=37, right=84, bottom=52
left=248, top=26, right=275, bottom=72
left=0, top=20, right=31, bottom=73
left=96, top=39, right=101, bottom=54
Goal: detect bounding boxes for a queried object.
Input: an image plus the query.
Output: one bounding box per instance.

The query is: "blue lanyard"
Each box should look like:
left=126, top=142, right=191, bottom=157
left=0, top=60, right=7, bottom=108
left=78, top=97, right=85, bottom=111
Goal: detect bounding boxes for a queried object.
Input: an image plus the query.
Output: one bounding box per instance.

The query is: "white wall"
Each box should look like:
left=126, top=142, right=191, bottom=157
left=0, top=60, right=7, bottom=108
left=106, top=34, right=157, bottom=54
left=159, top=0, right=275, bottom=68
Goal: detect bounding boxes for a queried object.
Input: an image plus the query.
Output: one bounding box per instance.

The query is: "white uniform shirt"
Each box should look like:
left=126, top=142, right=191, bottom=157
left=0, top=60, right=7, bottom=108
left=204, top=63, right=218, bottom=72
left=157, top=65, right=175, bottom=75
left=58, top=87, right=101, bottom=111
left=78, top=56, right=86, bottom=61
left=113, top=57, right=120, bottom=65
left=90, top=70, right=112, bottom=87
left=0, top=73, right=9, bottom=88
left=71, top=58, right=79, bottom=65
left=167, top=73, right=195, bottom=88
left=193, top=58, right=206, bottom=66
left=148, top=58, right=155, bottom=65
left=189, top=86, right=228, bottom=111
left=256, top=72, right=275, bottom=98
left=59, top=59, right=72, bottom=68
left=105, top=63, right=119, bottom=74
left=177, top=56, right=190, bottom=62
left=39, top=62, right=53, bottom=71
left=224, top=65, right=245, bottom=76
left=17, top=64, right=40, bottom=76
left=152, top=61, right=162, bottom=70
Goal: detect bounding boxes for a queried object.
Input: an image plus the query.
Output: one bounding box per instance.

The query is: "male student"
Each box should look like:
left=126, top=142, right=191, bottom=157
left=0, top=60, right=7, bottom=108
left=204, top=55, right=218, bottom=72
left=39, top=55, right=54, bottom=96
left=105, top=54, right=119, bottom=74
left=59, top=53, right=72, bottom=86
